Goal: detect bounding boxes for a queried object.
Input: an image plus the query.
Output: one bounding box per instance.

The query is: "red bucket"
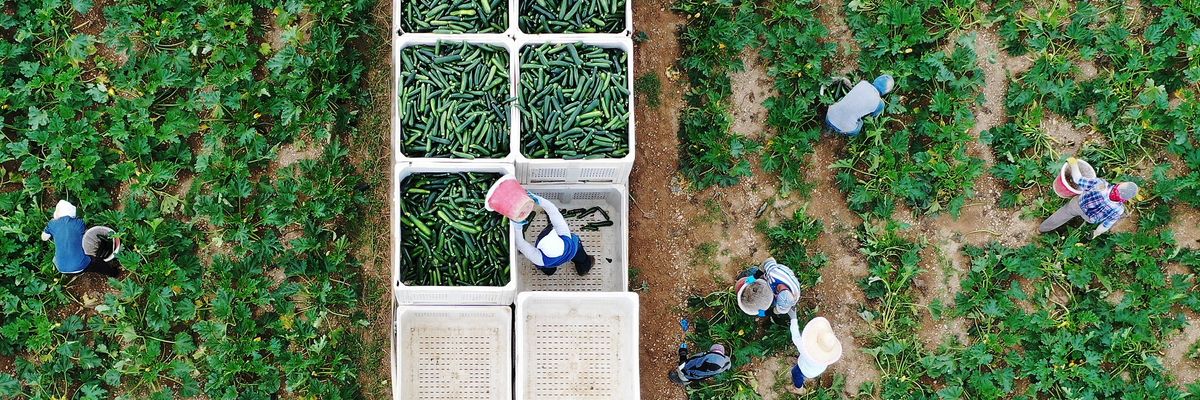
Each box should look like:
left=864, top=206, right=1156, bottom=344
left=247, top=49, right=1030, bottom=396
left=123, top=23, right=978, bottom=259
left=485, top=175, right=535, bottom=221
left=1053, top=160, right=1096, bottom=198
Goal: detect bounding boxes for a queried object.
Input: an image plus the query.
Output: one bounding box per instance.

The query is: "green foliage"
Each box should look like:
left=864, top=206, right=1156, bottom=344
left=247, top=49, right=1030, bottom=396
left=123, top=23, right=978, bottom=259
left=757, top=0, right=836, bottom=196
left=948, top=233, right=1200, bottom=398
left=684, top=289, right=794, bottom=400
left=760, top=207, right=826, bottom=287
left=674, top=0, right=762, bottom=188
left=634, top=72, right=662, bottom=108
left=0, top=0, right=374, bottom=397
left=832, top=35, right=986, bottom=217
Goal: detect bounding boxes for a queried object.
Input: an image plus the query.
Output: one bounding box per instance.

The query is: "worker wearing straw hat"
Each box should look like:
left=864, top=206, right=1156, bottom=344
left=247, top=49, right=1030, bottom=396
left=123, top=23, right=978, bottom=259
left=1039, top=157, right=1139, bottom=238
left=788, top=317, right=842, bottom=393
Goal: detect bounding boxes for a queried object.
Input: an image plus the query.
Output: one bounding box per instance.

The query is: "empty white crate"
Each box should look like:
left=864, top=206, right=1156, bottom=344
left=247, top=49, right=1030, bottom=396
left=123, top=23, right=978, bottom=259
left=515, top=292, right=640, bottom=400
left=517, top=184, right=628, bottom=292
left=394, top=306, right=513, bottom=399
left=514, top=35, right=635, bottom=184
left=393, top=34, right=519, bottom=163
left=393, top=161, right=519, bottom=305
left=510, top=0, right=633, bottom=36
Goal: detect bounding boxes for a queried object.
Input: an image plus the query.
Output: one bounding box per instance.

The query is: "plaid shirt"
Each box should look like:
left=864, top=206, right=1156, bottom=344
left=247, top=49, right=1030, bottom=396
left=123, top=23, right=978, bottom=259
left=1077, top=177, right=1125, bottom=229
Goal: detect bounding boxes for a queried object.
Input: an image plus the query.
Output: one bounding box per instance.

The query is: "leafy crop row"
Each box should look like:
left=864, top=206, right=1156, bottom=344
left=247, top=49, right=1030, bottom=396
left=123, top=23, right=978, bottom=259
left=0, top=1, right=374, bottom=398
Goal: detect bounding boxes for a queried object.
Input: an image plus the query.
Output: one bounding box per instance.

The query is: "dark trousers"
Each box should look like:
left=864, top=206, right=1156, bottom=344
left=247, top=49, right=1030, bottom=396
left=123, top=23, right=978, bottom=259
left=81, top=258, right=121, bottom=278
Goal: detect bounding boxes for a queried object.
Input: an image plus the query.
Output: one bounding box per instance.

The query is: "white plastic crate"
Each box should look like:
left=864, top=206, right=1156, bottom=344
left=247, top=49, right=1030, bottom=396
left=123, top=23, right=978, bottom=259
left=517, top=184, right=628, bottom=292
left=393, top=161, right=519, bottom=305
left=393, top=34, right=519, bottom=163
left=394, top=0, right=517, bottom=36
left=513, top=35, right=636, bottom=184
left=515, top=292, right=640, bottom=400
left=510, top=0, right=633, bottom=36
left=394, top=306, right=514, bottom=400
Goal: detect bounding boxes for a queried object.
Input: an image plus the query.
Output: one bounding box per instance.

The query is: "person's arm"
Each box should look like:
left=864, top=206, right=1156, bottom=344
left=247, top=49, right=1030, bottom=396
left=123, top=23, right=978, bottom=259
left=1068, top=157, right=1083, bottom=181
left=41, top=222, right=52, bottom=241
left=513, top=222, right=546, bottom=266
left=1092, top=224, right=1111, bottom=239
left=790, top=315, right=803, bottom=351
left=530, top=193, right=571, bottom=237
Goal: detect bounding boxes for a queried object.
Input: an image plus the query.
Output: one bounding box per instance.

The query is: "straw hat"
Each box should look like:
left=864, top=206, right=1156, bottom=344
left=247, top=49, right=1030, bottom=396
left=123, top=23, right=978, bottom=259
left=798, top=317, right=842, bottom=369
left=736, top=277, right=773, bottom=316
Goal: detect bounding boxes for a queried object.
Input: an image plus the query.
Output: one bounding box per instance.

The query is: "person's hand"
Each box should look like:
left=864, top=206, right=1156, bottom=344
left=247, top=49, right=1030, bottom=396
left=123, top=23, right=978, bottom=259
left=41, top=232, right=50, bottom=241
left=1067, top=157, right=1079, bottom=165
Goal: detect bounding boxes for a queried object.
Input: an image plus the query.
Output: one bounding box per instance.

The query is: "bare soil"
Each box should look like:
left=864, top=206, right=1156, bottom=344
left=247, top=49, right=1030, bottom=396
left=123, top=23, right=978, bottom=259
left=1163, top=312, right=1200, bottom=384
left=1168, top=205, right=1200, bottom=249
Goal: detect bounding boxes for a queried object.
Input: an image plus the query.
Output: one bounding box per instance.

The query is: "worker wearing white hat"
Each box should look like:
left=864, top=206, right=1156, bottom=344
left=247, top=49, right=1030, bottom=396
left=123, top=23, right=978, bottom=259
left=788, top=317, right=842, bottom=393
left=512, top=193, right=595, bottom=276
left=41, top=200, right=122, bottom=277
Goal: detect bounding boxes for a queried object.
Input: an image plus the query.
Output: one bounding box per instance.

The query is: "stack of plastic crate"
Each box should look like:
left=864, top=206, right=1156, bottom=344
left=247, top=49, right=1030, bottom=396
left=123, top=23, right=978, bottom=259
left=391, top=1, right=640, bottom=398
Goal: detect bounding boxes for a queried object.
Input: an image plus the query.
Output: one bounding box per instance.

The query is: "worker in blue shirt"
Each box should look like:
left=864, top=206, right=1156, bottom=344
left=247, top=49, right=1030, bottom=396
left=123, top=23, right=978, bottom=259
left=42, top=200, right=122, bottom=277
left=825, top=75, right=895, bottom=136
left=514, top=193, right=595, bottom=276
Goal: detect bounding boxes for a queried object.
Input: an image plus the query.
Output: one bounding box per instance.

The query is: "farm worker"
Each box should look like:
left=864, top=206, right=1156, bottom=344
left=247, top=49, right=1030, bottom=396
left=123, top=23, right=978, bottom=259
left=41, top=200, right=123, bottom=278
left=1038, top=157, right=1139, bottom=238
left=825, top=75, right=895, bottom=136
left=668, top=344, right=732, bottom=385
left=485, top=176, right=595, bottom=276
left=788, top=317, right=842, bottom=394
left=734, top=257, right=801, bottom=319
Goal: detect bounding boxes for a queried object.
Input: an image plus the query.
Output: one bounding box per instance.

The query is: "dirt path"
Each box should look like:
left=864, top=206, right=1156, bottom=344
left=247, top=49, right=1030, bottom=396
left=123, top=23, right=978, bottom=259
left=630, top=1, right=695, bottom=398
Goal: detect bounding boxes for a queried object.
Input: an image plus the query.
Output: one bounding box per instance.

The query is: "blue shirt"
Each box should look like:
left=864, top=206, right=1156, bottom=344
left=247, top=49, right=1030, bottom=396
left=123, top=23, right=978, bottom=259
left=44, top=217, right=90, bottom=273
left=1077, top=177, right=1125, bottom=229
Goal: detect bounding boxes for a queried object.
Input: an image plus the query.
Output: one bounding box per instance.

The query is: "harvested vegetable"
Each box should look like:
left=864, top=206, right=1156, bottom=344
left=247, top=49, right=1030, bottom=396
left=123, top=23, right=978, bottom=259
left=400, top=0, right=507, bottom=33
left=527, top=207, right=614, bottom=232
left=398, top=41, right=512, bottom=158
left=519, top=42, right=630, bottom=159
left=519, top=0, right=626, bottom=33
left=400, top=172, right=510, bottom=286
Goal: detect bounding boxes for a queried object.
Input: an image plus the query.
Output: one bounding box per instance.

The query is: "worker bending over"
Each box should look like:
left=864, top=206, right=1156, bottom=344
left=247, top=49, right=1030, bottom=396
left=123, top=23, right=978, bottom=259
left=669, top=344, right=732, bottom=385
left=788, top=317, right=842, bottom=394
left=736, top=257, right=802, bottom=320
left=1039, top=157, right=1139, bottom=238
left=515, top=193, right=595, bottom=276
left=42, top=200, right=122, bottom=278
left=825, top=75, right=895, bottom=136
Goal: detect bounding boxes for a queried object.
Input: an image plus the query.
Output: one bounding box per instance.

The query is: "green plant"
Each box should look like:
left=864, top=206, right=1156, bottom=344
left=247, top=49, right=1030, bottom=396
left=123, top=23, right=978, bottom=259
left=674, top=0, right=762, bottom=188
left=634, top=72, right=662, bottom=108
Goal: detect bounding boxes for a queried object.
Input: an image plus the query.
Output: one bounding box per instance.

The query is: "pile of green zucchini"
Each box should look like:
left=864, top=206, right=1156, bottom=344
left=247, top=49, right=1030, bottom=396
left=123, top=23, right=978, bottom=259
left=519, top=0, right=626, bottom=33
left=519, top=43, right=630, bottom=159
left=400, top=172, right=510, bottom=286
left=398, top=41, right=511, bottom=159
left=400, top=0, right=507, bottom=33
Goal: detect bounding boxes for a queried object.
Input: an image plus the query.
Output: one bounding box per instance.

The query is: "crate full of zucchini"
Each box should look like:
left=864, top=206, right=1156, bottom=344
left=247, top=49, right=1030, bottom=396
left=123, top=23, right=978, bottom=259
left=518, top=41, right=630, bottom=160
left=399, top=172, right=510, bottom=286
left=398, top=40, right=513, bottom=159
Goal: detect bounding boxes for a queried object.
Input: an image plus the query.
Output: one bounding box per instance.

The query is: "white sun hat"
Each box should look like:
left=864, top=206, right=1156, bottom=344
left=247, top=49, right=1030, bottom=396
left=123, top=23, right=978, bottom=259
left=536, top=233, right=566, bottom=258
left=53, top=200, right=77, bottom=219
left=736, top=277, right=773, bottom=316
left=796, top=317, right=842, bottom=378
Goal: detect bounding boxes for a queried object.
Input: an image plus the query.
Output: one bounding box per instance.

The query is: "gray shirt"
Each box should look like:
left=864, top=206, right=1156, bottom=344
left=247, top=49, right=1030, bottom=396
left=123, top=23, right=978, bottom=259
left=827, top=81, right=882, bottom=133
